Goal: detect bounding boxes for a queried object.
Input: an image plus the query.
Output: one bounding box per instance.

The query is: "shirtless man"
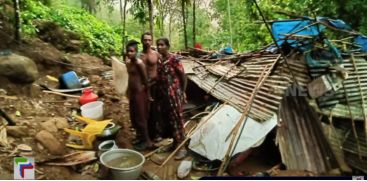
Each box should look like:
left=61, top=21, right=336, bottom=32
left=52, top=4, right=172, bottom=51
left=139, top=32, right=162, bottom=142
left=125, top=40, right=153, bottom=151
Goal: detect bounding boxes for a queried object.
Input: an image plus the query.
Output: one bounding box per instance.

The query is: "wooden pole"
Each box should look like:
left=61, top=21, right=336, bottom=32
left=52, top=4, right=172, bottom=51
left=217, top=55, right=279, bottom=176
left=342, top=82, right=362, bottom=159
left=351, top=53, right=367, bottom=143
left=217, top=65, right=270, bottom=176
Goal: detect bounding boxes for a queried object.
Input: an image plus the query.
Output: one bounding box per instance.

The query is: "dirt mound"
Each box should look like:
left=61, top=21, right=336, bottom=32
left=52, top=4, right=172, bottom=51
left=15, top=38, right=68, bottom=75
left=35, top=21, right=81, bottom=53
left=64, top=54, right=111, bottom=76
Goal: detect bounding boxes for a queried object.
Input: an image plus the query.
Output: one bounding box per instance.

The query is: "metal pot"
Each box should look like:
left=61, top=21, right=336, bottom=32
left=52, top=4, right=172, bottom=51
left=98, top=140, right=118, bottom=157
left=97, top=123, right=121, bottom=139
left=100, top=149, right=145, bottom=180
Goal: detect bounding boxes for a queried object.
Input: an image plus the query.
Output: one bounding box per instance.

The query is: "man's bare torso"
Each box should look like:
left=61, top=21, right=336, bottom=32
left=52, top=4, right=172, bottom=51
left=141, top=50, right=160, bottom=80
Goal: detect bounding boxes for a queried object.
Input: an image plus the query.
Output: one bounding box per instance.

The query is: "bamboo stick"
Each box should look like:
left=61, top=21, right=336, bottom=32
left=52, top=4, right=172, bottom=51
left=216, top=56, right=280, bottom=175
left=42, top=90, right=80, bottom=98
left=218, top=64, right=273, bottom=176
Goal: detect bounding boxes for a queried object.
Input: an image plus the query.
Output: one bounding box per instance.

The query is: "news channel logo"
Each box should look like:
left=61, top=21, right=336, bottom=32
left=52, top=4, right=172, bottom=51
left=14, top=157, right=35, bottom=180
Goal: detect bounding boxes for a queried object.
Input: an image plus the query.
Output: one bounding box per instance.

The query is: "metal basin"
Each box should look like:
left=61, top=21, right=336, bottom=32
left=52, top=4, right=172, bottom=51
left=100, top=149, right=145, bottom=180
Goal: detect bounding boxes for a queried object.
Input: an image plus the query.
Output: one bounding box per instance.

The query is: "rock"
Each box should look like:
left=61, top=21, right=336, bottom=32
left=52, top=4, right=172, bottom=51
left=40, top=120, right=58, bottom=133
left=42, top=117, right=69, bottom=130
left=55, top=118, right=69, bottom=129
left=6, top=126, right=28, bottom=137
left=35, top=130, right=64, bottom=155
left=0, top=53, right=39, bottom=83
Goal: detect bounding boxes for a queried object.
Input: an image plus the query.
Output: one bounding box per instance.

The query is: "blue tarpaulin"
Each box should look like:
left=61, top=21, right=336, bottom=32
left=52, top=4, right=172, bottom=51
left=355, top=35, right=367, bottom=52
left=271, top=19, right=325, bottom=47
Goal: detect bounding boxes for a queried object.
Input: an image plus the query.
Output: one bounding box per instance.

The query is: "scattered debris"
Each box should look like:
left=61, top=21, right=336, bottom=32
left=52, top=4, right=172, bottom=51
left=15, top=111, right=21, bottom=117
left=141, top=170, right=161, bottom=180
left=6, top=126, right=28, bottom=137
left=41, top=151, right=97, bottom=166
left=17, top=144, right=32, bottom=152
left=177, top=160, right=192, bottom=179
left=0, top=126, right=10, bottom=148
left=150, top=154, right=165, bottom=165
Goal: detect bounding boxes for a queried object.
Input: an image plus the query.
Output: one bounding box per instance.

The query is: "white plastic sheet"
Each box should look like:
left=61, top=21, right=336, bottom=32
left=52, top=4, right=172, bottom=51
left=188, top=104, right=277, bottom=161
left=111, top=57, right=128, bottom=96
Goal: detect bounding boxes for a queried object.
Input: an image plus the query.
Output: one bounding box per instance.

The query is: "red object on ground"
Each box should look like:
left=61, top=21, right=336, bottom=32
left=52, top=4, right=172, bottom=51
left=79, top=88, right=98, bottom=105
left=194, top=43, right=202, bottom=49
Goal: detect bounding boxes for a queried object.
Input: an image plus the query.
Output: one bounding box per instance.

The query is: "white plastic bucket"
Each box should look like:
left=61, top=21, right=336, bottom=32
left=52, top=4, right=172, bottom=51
left=80, top=101, right=104, bottom=120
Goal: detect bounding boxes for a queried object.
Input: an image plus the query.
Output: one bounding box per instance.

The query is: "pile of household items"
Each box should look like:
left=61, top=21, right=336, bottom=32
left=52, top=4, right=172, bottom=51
left=40, top=71, right=147, bottom=180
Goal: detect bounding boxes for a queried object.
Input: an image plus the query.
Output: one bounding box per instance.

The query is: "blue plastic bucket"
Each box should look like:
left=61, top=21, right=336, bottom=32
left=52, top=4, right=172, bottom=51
left=59, top=71, right=82, bottom=89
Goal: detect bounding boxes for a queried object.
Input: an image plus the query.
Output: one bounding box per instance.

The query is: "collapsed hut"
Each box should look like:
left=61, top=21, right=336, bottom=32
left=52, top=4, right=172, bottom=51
left=182, top=17, right=367, bottom=174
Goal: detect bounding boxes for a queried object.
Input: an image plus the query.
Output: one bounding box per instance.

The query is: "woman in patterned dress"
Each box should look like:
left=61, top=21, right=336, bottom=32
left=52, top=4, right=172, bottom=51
left=156, top=37, right=188, bottom=160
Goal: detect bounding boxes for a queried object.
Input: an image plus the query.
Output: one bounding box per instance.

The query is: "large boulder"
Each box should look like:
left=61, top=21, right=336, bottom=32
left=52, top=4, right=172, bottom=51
left=0, top=53, right=39, bottom=83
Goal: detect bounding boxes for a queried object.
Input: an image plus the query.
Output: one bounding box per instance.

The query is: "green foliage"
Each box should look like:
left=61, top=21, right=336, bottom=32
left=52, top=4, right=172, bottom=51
left=17, top=0, right=367, bottom=56
left=212, top=0, right=367, bottom=52
left=21, top=0, right=123, bottom=57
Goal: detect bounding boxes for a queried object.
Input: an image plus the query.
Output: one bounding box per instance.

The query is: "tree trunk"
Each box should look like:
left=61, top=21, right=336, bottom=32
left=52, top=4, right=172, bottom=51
left=147, top=0, right=154, bottom=37
left=181, top=0, right=188, bottom=49
left=161, top=15, right=164, bottom=36
left=13, top=0, right=20, bottom=42
left=192, top=0, right=196, bottom=47
left=119, top=0, right=128, bottom=58
left=169, top=14, right=172, bottom=40
left=119, top=0, right=124, bottom=50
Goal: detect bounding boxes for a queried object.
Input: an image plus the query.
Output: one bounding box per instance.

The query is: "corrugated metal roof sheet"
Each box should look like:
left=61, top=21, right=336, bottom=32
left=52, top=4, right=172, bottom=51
left=182, top=53, right=310, bottom=122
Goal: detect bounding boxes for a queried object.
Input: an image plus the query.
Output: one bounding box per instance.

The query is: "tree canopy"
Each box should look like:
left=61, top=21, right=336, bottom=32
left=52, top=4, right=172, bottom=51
left=8, top=0, right=367, bottom=55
